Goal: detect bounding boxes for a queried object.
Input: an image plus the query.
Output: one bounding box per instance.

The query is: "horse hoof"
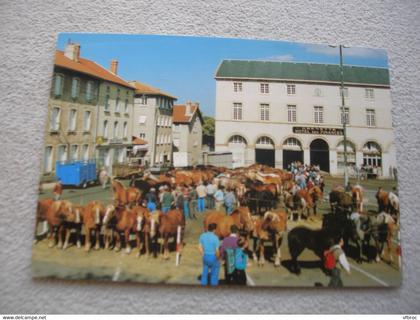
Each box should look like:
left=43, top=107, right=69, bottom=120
left=136, top=252, right=141, bottom=258
left=62, top=244, right=68, bottom=251
left=252, top=254, right=258, bottom=263
left=375, top=256, right=380, bottom=263
left=114, top=247, right=121, bottom=252
left=274, top=260, right=281, bottom=267
left=125, top=247, right=131, bottom=254
left=48, top=242, right=54, bottom=248
left=77, top=241, right=81, bottom=249
left=56, top=243, right=63, bottom=249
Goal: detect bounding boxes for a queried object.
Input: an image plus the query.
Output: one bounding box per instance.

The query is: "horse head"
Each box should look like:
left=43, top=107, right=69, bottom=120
left=238, top=207, right=254, bottom=233
left=102, top=204, right=116, bottom=225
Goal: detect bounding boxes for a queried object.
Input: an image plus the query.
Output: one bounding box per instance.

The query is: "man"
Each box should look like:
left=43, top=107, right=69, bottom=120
left=196, top=182, right=207, bottom=213
left=99, top=167, right=109, bottom=189
left=189, top=185, right=198, bottom=219
left=145, top=188, right=157, bottom=212
left=198, top=223, right=220, bottom=286
left=224, top=188, right=236, bottom=215
left=206, top=181, right=217, bottom=210
left=53, top=179, right=63, bottom=201
left=219, top=225, right=239, bottom=284
left=214, top=186, right=225, bottom=212
left=161, top=186, right=174, bottom=214
left=328, top=238, right=351, bottom=288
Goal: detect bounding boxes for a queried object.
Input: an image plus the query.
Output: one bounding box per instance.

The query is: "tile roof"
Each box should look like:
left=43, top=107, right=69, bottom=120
left=173, top=104, right=203, bottom=124
left=215, top=60, right=390, bottom=86
left=55, top=50, right=134, bottom=89
left=129, top=81, right=177, bottom=99
left=132, top=136, right=148, bottom=145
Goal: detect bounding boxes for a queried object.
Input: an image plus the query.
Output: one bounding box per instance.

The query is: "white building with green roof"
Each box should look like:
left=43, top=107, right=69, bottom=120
left=214, top=60, right=396, bottom=177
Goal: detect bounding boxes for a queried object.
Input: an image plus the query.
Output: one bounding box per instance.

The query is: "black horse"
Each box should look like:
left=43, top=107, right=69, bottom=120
left=288, top=211, right=357, bottom=274
left=244, top=189, right=276, bottom=215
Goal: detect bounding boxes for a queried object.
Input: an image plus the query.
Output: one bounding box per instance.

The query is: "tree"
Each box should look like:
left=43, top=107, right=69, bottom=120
left=202, top=116, right=215, bottom=150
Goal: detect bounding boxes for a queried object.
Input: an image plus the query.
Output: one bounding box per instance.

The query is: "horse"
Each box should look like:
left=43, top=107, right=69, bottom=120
left=34, top=198, right=54, bottom=243
left=329, top=189, right=353, bottom=213
left=244, top=189, right=276, bottom=216
left=44, top=200, right=74, bottom=249
left=81, top=201, right=107, bottom=251
left=112, top=179, right=141, bottom=208
left=62, top=204, right=84, bottom=250
left=285, top=192, right=306, bottom=221
left=204, top=206, right=254, bottom=239
left=352, top=185, right=364, bottom=212
left=158, top=208, right=185, bottom=259
left=251, top=210, right=287, bottom=267
left=368, top=211, right=397, bottom=263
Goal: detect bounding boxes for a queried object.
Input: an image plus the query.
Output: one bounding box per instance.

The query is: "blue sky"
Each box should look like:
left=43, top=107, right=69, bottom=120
left=57, top=33, right=388, bottom=117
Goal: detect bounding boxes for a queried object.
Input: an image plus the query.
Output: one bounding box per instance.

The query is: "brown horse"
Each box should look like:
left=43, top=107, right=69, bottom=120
left=82, top=201, right=106, bottom=251
left=251, top=210, right=288, bottom=267
left=352, top=185, right=364, bottom=212
left=62, top=204, right=84, bottom=250
left=131, top=205, right=153, bottom=257
left=112, top=179, right=141, bottom=207
left=204, top=206, right=254, bottom=239
left=44, top=200, right=74, bottom=248
left=158, top=209, right=185, bottom=259
left=34, top=198, right=54, bottom=243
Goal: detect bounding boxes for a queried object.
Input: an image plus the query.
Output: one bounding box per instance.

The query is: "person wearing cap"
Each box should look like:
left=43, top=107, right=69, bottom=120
left=189, top=185, right=198, bottom=219
left=53, top=179, right=63, bottom=201
left=99, top=167, right=109, bottom=189
left=161, top=186, right=174, bottom=214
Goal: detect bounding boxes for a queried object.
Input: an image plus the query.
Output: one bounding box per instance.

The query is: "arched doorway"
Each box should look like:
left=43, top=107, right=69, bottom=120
left=255, top=136, right=275, bottom=167
left=283, top=137, right=303, bottom=170
left=337, top=140, right=356, bottom=174
left=310, top=139, right=330, bottom=172
left=363, top=141, right=382, bottom=168
left=228, top=135, right=247, bottom=168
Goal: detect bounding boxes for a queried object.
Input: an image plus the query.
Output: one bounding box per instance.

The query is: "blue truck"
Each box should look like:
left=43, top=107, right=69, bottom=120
left=55, top=160, right=97, bottom=188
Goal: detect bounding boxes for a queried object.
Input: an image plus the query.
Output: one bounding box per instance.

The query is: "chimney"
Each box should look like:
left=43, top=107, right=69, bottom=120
left=185, top=102, right=198, bottom=116
left=110, top=59, right=118, bottom=74
left=64, top=43, right=81, bottom=62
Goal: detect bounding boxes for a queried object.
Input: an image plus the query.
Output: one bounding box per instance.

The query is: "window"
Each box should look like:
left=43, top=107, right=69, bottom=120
left=366, top=109, right=376, bottom=127
left=83, top=111, right=91, bottom=132
left=260, top=83, right=269, bottom=94
left=50, top=107, right=60, bottom=131
left=57, top=145, right=67, bottom=162
left=287, top=84, right=296, bottom=95
left=123, top=122, right=128, bottom=138
left=284, top=138, right=301, bottom=148
left=70, top=145, right=79, bottom=161
left=71, top=78, right=79, bottom=99
left=340, top=87, right=349, bottom=98
left=287, top=105, right=297, bottom=123
left=124, top=99, right=129, bottom=113
left=234, top=82, right=242, bottom=92
left=118, top=149, right=125, bottom=163
left=138, top=115, right=147, bottom=124
left=141, top=95, right=147, bottom=105
left=365, top=88, right=374, bottom=99
left=314, top=106, right=324, bottom=124
left=103, top=120, right=109, bottom=138
left=260, top=104, right=270, bottom=121
left=104, top=94, right=110, bottom=112
left=139, top=133, right=146, bottom=139
left=68, top=109, right=77, bottom=132
left=341, top=107, right=350, bottom=125
left=54, top=74, right=63, bottom=96
left=86, top=81, right=94, bottom=102
left=229, top=135, right=246, bottom=144
left=115, top=97, right=120, bottom=113
left=44, top=146, right=53, bottom=173
left=82, top=144, right=89, bottom=161
left=113, top=121, right=119, bottom=138
left=232, top=103, right=242, bottom=120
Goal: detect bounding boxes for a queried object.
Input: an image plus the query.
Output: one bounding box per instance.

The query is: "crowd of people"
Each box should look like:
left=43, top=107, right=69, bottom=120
left=142, top=181, right=238, bottom=220
left=288, top=161, right=325, bottom=193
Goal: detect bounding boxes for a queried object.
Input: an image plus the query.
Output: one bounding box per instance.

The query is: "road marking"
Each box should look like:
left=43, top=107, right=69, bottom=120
left=246, top=273, right=256, bottom=286
left=349, top=263, right=390, bottom=287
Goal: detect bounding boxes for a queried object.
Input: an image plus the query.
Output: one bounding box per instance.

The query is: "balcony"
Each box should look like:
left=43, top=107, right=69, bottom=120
left=109, top=138, right=123, bottom=144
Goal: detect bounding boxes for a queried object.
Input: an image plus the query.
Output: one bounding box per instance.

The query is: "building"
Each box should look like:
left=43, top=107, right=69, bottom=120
left=172, top=102, right=204, bottom=167
left=94, top=59, right=135, bottom=173
left=214, top=60, right=396, bottom=177
left=42, top=44, right=101, bottom=178
left=129, top=81, right=177, bottom=166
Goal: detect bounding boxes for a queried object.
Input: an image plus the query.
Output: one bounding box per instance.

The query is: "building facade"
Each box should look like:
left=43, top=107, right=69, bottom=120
left=129, top=81, right=177, bottom=166
left=94, top=60, right=135, bottom=173
left=172, top=102, right=204, bottom=167
left=42, top=45, right=100, bottom=178
left=215, top=60, right=396, bottom=177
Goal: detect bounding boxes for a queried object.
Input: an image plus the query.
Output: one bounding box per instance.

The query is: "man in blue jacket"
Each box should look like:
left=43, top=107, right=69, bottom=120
left=198, top=223, right=220, bottom=286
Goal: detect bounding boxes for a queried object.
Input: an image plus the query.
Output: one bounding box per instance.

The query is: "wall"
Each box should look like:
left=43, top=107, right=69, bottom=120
left=0, top=0, right=419, bottom=314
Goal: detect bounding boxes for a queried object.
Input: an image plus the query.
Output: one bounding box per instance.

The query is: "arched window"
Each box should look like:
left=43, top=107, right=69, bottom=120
left=256, top=136, right=274, bottom=145
left=283, top=137, right=302, bottom=150
left=228, top=135, right=247, bottom=145
left=363, top=141, right=382, bottom=168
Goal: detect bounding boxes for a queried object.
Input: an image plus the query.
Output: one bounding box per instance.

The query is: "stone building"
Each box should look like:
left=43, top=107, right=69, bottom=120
left=215, top=60, right=396, bottom=177
left=172, top=102, right=204, bottom=167
left=42, top=44, right=100, bottom=178
left=129, top=81, right=177, bottom=166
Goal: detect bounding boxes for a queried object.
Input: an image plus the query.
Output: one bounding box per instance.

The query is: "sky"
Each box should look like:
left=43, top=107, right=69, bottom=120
left=57, top=33, right=389, bottom=117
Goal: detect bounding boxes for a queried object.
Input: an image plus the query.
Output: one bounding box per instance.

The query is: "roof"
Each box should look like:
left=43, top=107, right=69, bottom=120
left=132, top=136, right=148, bottom=145
left=215, top=60, right=390, bottom=86
left=129, top=81, right=177, bottom=99
left=173, top=104, right=203, bottom=124
left=54, top=51, right=134, bottom=89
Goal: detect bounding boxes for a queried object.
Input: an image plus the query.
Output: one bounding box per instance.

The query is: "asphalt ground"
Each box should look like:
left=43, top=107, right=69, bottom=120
left=33, top=176, right=401, bottom=287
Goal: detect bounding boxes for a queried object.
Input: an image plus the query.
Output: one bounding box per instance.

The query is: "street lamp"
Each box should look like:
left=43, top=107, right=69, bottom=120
left=329, top=44, right=349, bottom=187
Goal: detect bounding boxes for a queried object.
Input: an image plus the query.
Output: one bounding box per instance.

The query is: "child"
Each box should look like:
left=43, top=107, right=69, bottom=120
left=234, top=238, right=248, bottom=285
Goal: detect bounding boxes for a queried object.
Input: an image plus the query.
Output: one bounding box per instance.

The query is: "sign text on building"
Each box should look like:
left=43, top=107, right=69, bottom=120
left=292, top=126, right=344, bottom=135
